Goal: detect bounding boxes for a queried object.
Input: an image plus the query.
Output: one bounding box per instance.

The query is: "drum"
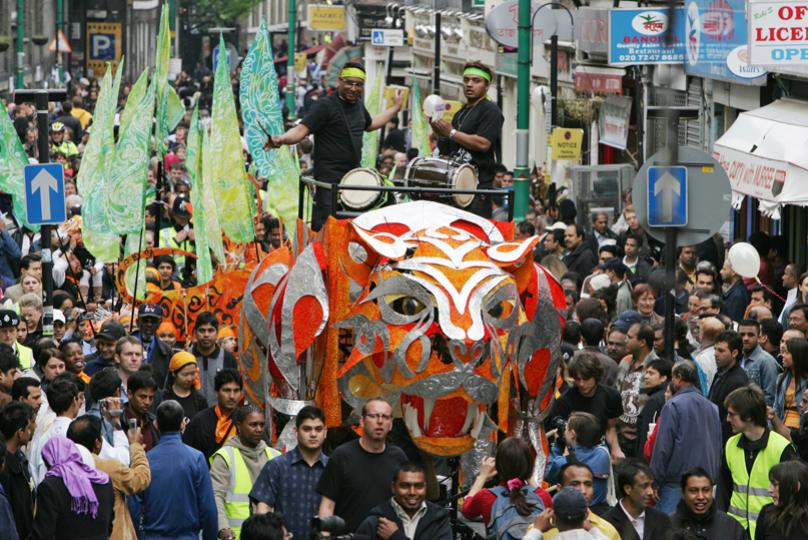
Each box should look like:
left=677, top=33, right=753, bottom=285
left=403, top=157, right=478, bottom=208
left=338, top=168, right=385, bottom=211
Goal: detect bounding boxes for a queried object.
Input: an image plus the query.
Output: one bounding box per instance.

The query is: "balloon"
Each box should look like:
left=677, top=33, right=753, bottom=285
left=728, top=242, right=760, bottom=278
left=422, top=94, right=446, bottom=121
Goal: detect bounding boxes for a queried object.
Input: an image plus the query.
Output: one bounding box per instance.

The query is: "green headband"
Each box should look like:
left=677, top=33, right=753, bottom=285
left=463, top=67, right=492, bottom=82
left=340, top=67, right=366, bottom=81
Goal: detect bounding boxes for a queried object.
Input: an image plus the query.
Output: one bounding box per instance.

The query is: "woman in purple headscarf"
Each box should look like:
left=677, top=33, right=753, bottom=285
left=29, top=436, right=114, bottom=540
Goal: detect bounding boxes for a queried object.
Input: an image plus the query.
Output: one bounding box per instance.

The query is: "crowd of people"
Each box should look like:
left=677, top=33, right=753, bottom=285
left=1, top=45, right=808, bottom=540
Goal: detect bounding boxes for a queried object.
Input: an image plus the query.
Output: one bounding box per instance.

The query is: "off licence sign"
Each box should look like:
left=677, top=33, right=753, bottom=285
left=749, top=0, right=808, bottom=64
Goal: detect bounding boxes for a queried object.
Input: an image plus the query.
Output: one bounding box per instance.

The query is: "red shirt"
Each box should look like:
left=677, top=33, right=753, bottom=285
left=461, top=485, right=553, bottom=525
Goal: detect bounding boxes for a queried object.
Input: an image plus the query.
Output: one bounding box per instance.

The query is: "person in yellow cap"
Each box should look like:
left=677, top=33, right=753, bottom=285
left=264, top=61, right=404, bottom=231
left=218, top=326, right=237, bottom=355
left=430, top=61, right=503, bottom=218
left=163, top=351, right=209, bottom=421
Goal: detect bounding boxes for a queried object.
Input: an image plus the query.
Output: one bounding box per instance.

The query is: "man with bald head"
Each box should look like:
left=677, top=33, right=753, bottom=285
left=747, top=305, right=773, bottom=322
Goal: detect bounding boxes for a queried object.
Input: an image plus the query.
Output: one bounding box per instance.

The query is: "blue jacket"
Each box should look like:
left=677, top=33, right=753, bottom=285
left=741, top=345, right=781, bottom=407
left=546, top=443, right=610, bottom=507
left=0, top=483, right=19, bottom=540
left=0, top=230, right=20, bottom=280
left=774, top=371, right=808, bottom=429
left=650, top=385, right=722, bottom=485
left=135, top=433, right=217, bottom=540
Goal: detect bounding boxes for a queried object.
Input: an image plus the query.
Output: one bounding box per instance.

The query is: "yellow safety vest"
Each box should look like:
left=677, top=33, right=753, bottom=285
left=16, top=344, right=33, bottom=371
left=725, top=431, right=791, bottom=538
left=211, top=445, right=281, bottom=539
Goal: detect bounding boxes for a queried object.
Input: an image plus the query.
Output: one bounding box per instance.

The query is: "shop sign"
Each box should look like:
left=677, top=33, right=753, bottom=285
left=608, top=8, right=686, bottom=65
left=748, top=0, right=808, bottom=64
left=551, top=128, right=584, bottom=160
left=685, top=0, right=767, bottom=84
left=599, top=96, right=632, bottom=150
left=576, top=8, right=610, bottom=55
left=575, top=67, right=623, bottom=94
left=307, top=5, right=346, bottom=31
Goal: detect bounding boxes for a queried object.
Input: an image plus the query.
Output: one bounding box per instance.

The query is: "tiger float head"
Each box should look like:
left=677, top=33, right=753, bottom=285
left=239, top=201, right=565, bottom=457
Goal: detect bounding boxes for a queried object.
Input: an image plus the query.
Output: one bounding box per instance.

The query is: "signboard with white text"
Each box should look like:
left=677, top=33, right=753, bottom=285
left=608, top=8, right=686, bottom=65
left=685, top=0, right=767, bottom=83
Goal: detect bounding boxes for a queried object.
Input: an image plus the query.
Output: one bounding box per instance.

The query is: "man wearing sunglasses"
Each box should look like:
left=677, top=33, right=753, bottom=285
left=265, top=61, right=403, bottom=231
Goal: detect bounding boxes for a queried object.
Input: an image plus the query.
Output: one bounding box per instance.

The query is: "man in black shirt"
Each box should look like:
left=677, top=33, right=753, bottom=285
left=432, top=61, right=503, bottom=218
left=265, top=61, right=403, bottom=231
left=317, top=397, right=407, bottom=532
left=546, top=351, right=624, bottom=464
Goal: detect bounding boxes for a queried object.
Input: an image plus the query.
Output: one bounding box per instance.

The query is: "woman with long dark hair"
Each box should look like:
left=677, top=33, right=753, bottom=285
left=461, top=437, right=551, bottom=536
left=774, top=338, right=808, bottom=430
left=756, top=460, right=808, bottom=539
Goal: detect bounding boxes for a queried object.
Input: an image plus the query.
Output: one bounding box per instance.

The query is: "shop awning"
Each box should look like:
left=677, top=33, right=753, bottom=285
left=713, top=98, right=808, bottom=217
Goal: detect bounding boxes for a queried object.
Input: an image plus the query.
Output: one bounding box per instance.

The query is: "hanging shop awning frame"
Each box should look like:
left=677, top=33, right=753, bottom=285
left=713, top=98, right=808, bottom=217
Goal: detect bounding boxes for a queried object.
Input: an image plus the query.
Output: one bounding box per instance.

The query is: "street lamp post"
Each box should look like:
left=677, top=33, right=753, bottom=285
left=513, top=1, right=574, bottom=221
left=286, top=0, right=297, bottom=120
left=15, top=0, right=24, bottom=88
left=514, top=0, right=532, bottom=222
left=56, top=0, right=64, bottom=84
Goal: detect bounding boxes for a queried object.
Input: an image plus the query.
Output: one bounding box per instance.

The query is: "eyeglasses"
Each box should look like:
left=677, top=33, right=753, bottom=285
left=340, top=78, right=365, bottom=89
left=364, top=413, right=392, bottom=421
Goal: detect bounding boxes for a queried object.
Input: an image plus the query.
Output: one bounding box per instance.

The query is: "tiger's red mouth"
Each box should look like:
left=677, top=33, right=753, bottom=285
left=400, top=394, right=486, bottom=455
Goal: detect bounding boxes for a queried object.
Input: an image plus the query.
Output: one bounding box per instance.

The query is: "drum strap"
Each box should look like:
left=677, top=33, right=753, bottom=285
left=336, top=100, right=362, bottom=165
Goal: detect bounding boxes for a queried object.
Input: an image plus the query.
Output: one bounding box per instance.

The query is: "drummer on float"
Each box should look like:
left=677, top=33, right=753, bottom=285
left=430, top=61, right=503, bottom=219
left=264, top=61, right=403, bottom=231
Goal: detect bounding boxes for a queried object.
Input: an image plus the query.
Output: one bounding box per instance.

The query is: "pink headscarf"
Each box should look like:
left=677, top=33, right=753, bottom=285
left=42, top=437, right=110, bottom=518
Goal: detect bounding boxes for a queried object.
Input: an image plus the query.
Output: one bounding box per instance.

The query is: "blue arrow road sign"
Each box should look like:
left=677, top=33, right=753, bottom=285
left=372, top=30, right=384, bottom=45
left=647, top=166, right=687, bottom=227
left=24, top=163, right=66, bottom=225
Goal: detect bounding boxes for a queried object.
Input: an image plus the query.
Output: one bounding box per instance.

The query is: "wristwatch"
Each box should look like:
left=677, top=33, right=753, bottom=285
left=449, top=128, right=457, bottom=140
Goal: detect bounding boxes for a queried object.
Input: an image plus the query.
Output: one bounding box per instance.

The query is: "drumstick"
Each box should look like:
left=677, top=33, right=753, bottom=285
left=258, top=121, right=276, bottom=149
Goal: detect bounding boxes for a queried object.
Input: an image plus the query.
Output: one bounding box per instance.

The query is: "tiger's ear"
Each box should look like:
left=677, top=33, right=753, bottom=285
left=484, top=236, right=540, bottom=270
left=350, top=223, right=415, bottom=261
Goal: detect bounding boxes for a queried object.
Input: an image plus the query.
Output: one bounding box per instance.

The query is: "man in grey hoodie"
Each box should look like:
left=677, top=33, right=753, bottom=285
left=209, top=406, right=280, bottom=540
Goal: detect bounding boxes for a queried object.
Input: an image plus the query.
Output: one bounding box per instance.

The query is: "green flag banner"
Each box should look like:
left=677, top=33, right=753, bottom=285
left=119, top=69, right=149, bottom=132
left=80, top=61, right=126, bottom=262
left=239, top=19, right=299, bottom=233
left=76, top=67, right=113, bottom=199
left=154, top=4, right=172, bottom=157
left=410, top=82, right=432, bottom=158
left=103, top=72, right=155, bottom=235
left=210, top=34, right=254, bottom=244
left=361, top=65, right=384, bottom=168
left=201, top=128, right=226, bottom=268
left=81, top=60, right=124, bottom=233
left=187, top=107, right=213, bottom=284
left=0, top=100, right=38, bottom=231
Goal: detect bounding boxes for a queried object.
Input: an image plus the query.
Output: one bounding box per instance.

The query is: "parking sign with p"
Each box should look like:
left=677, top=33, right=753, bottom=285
left=86, top=22, right=122, bottom=75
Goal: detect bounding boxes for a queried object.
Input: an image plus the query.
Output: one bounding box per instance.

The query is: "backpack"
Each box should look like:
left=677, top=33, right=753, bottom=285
left=487, top=485, right=545, bottom=540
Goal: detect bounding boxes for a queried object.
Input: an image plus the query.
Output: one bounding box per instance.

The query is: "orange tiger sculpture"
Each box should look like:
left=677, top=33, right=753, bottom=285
left=239, top=201, right=565, bottom=464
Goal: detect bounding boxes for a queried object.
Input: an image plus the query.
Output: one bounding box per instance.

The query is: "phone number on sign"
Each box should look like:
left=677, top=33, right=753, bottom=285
left=615, top=53, right=681, bottom=62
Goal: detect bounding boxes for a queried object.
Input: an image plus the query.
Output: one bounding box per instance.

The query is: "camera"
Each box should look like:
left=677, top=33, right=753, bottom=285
left=551, top=416, right=567, bottom=450
left=309, top=516, right=369, bottom=540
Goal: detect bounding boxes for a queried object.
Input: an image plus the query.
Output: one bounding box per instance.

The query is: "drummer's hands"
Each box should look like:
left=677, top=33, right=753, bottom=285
left=430, top=118, right=452, bottom=137
left=393, top=89, right=404, bottom=110
left=263, top=135, right=283, bottom=150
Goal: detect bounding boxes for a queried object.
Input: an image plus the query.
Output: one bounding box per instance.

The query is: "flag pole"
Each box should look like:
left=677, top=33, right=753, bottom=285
left=128, top=225, right=146, bottom=333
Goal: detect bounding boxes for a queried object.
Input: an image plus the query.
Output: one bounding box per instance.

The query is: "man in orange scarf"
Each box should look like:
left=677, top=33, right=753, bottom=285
left=181, top=368, right=242, bottom=460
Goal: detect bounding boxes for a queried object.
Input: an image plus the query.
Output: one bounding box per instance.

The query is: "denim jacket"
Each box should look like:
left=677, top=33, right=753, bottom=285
left=774, top=371, right=808, bottom=430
